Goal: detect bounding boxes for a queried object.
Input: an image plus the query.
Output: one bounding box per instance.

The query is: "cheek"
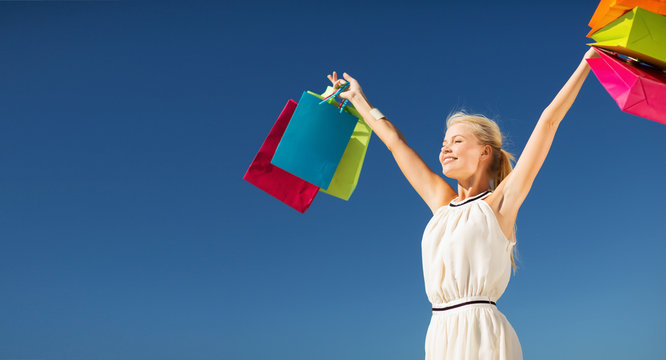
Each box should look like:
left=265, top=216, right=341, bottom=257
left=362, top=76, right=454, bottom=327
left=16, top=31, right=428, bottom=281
left=439, top=151, right=448, bottom=164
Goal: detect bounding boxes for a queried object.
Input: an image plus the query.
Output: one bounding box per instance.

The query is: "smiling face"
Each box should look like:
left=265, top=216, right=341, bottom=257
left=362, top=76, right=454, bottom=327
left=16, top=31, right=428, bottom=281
left=439, top=122, right=491, bottom=180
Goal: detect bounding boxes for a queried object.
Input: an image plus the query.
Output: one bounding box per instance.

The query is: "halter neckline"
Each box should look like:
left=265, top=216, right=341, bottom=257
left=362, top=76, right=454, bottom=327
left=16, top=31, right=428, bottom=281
left=449, top=190, right=492, bottom=207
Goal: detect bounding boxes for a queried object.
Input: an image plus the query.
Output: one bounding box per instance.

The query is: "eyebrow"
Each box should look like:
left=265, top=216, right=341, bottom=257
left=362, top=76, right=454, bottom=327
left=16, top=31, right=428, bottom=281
left=442, top=135, right=465, bottom=144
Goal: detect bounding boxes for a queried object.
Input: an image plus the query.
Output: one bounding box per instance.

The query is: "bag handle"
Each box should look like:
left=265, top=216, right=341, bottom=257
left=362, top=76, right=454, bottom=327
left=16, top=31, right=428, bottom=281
left=319, top=81, right=351, bottom=113
left=595, top=46, right=664, bottom=71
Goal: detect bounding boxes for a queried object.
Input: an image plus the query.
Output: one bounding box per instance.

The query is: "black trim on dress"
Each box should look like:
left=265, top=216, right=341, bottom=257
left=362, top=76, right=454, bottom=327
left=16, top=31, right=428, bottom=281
left=449, top=190, right=492, bottom=207
left=432, top=300, right=497, bottom=311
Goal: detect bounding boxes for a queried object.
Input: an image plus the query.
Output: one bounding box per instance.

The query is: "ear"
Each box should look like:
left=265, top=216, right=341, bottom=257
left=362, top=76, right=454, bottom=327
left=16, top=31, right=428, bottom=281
left=482, top=145, right=492, bottom=157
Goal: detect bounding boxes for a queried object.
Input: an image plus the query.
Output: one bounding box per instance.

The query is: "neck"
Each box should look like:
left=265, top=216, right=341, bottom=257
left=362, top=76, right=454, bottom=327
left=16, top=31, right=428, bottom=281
left=456, top=176, right=492, bottom=202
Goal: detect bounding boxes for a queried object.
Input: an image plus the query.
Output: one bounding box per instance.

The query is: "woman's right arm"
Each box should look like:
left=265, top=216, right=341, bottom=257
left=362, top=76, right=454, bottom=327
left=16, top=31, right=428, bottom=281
left=330, top=72, right=457, bottom=213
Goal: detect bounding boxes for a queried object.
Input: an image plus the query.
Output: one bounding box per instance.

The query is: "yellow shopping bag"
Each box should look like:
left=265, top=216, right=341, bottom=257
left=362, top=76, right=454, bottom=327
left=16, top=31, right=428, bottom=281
left=589, top=7, right=666, bottom=68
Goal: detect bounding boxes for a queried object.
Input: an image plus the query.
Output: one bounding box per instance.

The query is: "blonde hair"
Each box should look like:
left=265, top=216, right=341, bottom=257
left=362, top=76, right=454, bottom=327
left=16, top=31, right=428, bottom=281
left=445, top=111, right=519, bottom=273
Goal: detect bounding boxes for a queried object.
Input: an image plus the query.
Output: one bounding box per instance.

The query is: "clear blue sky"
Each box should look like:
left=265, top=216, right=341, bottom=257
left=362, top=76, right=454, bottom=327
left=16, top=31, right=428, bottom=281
left=1, top=1, right=665, bottom=359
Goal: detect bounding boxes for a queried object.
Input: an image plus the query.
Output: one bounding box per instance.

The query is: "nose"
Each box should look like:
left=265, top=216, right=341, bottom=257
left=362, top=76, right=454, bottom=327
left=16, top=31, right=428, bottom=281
left=441, top=143, right=451, bottom=153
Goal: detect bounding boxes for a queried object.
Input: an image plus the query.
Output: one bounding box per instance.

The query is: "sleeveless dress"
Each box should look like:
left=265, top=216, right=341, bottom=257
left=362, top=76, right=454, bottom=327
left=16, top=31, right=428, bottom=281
left=421, top=190, right=522, bottom=360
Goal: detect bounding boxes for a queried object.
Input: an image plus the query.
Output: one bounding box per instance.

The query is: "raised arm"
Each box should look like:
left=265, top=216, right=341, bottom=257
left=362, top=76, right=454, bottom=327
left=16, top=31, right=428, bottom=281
left=494, top=48, right=599, bottom=218
left=328, top=72, right=457, bottom=213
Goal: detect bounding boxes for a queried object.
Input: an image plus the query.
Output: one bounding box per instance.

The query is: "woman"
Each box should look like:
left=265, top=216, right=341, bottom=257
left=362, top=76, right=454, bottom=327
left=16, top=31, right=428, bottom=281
left=327, top=47, right=599, bottom=359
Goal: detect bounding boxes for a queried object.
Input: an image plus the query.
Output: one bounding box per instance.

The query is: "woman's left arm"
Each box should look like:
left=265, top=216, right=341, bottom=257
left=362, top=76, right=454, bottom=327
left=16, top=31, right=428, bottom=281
left=495, top=48, right=599, bottom=217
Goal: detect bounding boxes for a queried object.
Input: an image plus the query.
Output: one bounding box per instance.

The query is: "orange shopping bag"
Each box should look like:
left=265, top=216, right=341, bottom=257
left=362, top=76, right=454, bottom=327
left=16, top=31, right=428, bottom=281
left=587, top=0, right=666, bottom=37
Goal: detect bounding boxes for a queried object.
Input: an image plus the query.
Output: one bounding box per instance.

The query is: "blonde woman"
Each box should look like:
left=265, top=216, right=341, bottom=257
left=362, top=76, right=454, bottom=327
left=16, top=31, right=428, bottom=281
left=327, top=48, right=599, bottom=359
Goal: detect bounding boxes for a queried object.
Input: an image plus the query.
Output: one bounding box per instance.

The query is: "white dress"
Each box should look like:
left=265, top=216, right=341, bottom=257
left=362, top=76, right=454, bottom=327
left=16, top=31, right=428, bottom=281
left=421, top=190, right=522, bottom=360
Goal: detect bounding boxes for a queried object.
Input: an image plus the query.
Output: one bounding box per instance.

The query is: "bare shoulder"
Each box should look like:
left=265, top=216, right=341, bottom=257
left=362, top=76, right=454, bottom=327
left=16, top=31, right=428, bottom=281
left=483, top=190, right=518, bottom=241
left=429, top=190, right=458, bottom=214
left=483, top=190, right=505, bottom=211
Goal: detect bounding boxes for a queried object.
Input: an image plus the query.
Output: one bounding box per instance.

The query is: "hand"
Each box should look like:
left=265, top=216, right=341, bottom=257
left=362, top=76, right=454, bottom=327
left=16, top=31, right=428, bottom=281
left=584, top=47, right=601, bottom=60
left=326, top=71, right=364, bottom=102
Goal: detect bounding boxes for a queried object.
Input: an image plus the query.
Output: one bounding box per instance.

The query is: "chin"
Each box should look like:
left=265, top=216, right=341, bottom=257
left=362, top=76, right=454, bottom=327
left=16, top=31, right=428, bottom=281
left=442, top=165, right=467, bottom=180
left=441, top=167, right=456, bottom=178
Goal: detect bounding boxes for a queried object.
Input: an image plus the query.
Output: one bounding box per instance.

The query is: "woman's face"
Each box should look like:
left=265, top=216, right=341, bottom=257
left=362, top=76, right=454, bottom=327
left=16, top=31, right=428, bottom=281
left=439, top=123, right=489, bottom=179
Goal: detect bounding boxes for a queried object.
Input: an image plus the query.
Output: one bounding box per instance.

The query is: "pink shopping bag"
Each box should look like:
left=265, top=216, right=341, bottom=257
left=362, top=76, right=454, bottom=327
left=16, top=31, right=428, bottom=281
left=586, top=47, right=666, bottom=125
left=243, top=100, right=319, bottom=213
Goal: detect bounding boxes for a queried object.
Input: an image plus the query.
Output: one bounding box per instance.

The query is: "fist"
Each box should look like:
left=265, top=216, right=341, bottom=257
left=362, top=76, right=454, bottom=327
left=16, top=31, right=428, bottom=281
left=326, top=71, right=363, bottom=101
left=584, top=47, right=601, bottom=60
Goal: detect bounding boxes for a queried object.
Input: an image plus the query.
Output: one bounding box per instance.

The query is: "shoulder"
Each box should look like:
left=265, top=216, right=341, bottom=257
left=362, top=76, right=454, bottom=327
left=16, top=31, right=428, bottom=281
left=483, top=188, right=519, bottom=217
left=430, top=193, right=458, bottom=214
left=482, top=191, right=502, bottom=211
left=482, top=191, right=518, bottom=241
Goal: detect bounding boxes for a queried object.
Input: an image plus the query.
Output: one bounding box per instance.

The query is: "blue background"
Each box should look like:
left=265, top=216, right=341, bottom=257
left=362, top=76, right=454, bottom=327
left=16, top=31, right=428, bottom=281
left=1, top=1, right=665, bottom=359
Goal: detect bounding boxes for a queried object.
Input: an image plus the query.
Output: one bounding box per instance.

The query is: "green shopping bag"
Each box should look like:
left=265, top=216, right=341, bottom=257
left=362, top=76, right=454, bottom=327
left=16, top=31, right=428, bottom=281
left=589, top=6, right=666, bottom=68
left=310, top=87, right=372, bottom=201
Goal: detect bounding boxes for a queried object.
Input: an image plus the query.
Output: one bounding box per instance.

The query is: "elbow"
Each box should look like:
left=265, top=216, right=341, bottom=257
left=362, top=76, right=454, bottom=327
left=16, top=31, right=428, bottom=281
left=384, top=131, right=407, bottom=152
left=540, top=108, right=563, bottom=128
left=385, top=132, right=406, bottom=152
left=385, top=137, right=400, bottom=152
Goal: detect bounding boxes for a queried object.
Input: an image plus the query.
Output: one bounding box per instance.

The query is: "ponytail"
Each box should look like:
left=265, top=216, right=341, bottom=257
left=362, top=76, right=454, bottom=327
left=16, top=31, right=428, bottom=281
left=495, top=148, right=518, bottom=274
left=492, top=148, right=516, bottom=190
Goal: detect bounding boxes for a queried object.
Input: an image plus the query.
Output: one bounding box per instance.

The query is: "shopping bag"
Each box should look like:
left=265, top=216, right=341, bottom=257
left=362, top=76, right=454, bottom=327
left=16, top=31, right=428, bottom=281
left=313, top=87, right=372, bottom=201
left=589, top=7, right=666, bottom=68
left=587, top=0, right=666, bottom=37
left=586, top=48, right=666, bottom=125
left=271, top=91, right=359, bottom=190
left=243, top=100, right=319, bottom=213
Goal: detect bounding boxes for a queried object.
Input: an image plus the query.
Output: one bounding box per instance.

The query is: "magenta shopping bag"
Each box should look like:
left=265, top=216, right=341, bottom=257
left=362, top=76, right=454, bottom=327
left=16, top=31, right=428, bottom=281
left=243, top=100, right=319, bottom=213
left=586, top=48, right=666, bottom=125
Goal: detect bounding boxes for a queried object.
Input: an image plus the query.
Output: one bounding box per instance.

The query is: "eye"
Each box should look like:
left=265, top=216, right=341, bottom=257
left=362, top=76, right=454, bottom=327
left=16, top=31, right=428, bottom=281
left=455, top=140, right=462, bottom=143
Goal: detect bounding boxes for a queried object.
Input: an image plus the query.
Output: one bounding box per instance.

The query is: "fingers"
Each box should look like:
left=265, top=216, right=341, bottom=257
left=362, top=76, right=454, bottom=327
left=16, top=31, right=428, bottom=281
left=327, top=71, right=349, bottom=89
left=583, top=47, right=600, bottom=60
left=333, top=79, right=347, bottom=89
left=327, top=71, right=355, bottom=89
left=327, top=71, right=338, bottom=85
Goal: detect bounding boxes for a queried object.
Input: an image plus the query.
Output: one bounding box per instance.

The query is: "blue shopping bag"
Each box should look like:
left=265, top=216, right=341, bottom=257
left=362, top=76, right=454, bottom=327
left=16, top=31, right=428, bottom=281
left=271, top=91, right=359, bottom=190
